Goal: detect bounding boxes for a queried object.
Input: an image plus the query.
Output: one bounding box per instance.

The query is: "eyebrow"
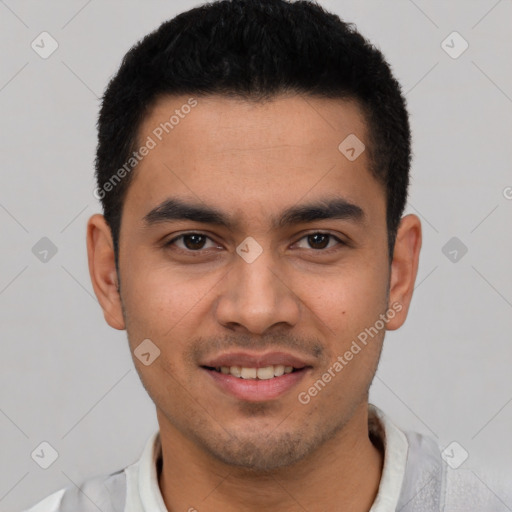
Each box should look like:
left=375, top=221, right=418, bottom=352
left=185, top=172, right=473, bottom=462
left=142, top=196, right=365, bottom=231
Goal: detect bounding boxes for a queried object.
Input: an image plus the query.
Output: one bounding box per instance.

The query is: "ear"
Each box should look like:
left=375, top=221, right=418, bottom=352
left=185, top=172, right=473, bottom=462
left=86, top=214, right=125, bottom=330
left=386, top=214, right=422, bottom=330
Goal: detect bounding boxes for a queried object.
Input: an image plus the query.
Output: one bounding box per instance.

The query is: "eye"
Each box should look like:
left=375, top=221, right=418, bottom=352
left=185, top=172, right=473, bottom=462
left=165, top=232, right=218, bottom=252
left=164, top=231, right=346, bottom=254
left=294, top=232, right=344, bottom=251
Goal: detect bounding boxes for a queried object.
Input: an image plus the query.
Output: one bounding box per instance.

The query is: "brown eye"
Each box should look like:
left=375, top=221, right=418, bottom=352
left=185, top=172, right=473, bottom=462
left=307, top=233, right=330, bottom=249
left=165, top=233, right=217, bottom=251
left=181, top=234, right=207, bottom=250
left=295, top=232, right=343, bottom=251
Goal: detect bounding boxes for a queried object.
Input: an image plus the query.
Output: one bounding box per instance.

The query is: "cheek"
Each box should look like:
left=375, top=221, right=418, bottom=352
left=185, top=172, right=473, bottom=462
left=298, top=266, right=388, bottom=406
left=297, top=259, right=389, bottom=340
left=120, top=266, right=204, bottom=401
left=120, top=262, right=219, bottom=348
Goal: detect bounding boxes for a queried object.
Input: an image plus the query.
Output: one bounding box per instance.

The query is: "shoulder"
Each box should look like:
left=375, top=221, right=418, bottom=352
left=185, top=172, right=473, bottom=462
left=22, top=469, right=127, bottom=512
left=401, top=429, right=511, bottom=511
left=22, top=430, right=159, bottom=512
left=443, top=464, right=512, bottom=511
left=370, top=405, right=511, bottom=512
left=23, top=488, right=66, bottom=512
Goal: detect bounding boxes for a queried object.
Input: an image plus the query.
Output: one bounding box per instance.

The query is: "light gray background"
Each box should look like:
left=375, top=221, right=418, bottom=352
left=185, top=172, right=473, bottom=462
left=1, top=1, right=511, bottom=510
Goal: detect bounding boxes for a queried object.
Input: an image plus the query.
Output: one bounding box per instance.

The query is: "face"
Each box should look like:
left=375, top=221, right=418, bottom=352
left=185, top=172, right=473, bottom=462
left=87, top=94, right=420, bottom=472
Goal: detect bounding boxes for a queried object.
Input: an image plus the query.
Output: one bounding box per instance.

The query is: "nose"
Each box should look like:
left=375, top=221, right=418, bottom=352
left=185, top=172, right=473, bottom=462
left=214, top=244, right=301, bottom=335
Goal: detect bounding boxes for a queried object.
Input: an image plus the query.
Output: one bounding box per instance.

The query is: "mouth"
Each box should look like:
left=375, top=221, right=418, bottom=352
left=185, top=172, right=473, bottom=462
left=200, top=352, right=312, bottom=402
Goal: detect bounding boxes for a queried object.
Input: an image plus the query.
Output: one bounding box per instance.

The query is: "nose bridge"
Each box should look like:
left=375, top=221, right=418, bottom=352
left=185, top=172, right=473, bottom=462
left=236, top=243, right=279, bottom=303
left=215, top=237, right=300, bottom=333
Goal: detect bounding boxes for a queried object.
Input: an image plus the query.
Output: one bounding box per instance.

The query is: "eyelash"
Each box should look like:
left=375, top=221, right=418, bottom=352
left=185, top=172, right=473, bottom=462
left=163, top=231, right=346, bottom=254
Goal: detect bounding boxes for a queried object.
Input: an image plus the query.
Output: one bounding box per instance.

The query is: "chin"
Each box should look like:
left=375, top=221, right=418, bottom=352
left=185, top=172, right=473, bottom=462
left=194, top=422, right=335, bottom=473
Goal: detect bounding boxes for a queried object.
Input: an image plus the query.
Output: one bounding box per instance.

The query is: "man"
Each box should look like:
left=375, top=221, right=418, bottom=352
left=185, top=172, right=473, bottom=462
left=24, top=0, right=508, bottom=511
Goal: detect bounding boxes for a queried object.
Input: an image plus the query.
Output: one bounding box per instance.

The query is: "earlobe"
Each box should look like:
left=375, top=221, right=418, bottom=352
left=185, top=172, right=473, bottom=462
left=86, top=214, right=126, bottom=330
left=386, top=214, right=422, bottom=331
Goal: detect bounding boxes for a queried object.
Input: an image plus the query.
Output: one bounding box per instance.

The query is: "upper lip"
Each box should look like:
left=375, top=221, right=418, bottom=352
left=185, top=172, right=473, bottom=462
left=201, top=351, right=313, bottom=369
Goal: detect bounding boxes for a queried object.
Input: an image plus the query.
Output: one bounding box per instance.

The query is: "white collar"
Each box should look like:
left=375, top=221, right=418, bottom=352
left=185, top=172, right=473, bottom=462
left=124, top=429, right=167, bottom=512
left=368, top=404, right=409, bottom=511
left=127, top=403, right=409, bottom=511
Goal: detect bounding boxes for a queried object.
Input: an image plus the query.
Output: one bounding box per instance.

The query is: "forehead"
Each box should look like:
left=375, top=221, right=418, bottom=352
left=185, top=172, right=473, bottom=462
left=124, top=94, right=384, bottom=228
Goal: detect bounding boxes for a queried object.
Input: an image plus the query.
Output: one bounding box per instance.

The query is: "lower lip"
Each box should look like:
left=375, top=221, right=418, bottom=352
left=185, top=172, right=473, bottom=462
left=203, top=368, right=309, bottom=402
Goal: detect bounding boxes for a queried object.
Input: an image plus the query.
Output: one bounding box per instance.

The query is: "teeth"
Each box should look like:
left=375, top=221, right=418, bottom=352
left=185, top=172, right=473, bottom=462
left=256, top=366, right=274, bottom=380
left=241, top=367, right=257, bottom=379
left=274, top=365, right=285, bottom=377
left=216, top=364, right=296, bottom=379
left=230, top=366, right=242, bottom=378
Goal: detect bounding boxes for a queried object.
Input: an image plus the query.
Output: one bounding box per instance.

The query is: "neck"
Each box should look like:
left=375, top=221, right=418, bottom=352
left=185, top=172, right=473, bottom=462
left=157, top=402, right=384, bottom=512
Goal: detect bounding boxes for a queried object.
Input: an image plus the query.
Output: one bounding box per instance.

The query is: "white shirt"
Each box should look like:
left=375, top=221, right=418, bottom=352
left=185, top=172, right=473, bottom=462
left=23, top=404, right=510, bottom=511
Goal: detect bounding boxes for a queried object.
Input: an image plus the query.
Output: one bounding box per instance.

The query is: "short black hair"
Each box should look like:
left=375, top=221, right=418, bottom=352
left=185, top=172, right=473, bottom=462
left=95, top=0, right=411, bottom=272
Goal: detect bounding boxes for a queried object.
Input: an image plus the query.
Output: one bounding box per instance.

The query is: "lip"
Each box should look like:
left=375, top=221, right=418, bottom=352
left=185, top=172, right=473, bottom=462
left=203, top=366, right=311, bottom=402
left=200, top=350, right=314, bottom=402
left=201, top=350, right=312, bottom=369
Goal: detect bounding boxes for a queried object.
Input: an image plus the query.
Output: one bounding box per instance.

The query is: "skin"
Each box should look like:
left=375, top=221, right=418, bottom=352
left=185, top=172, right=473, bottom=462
left=87, top=94, right=421, bottom=511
